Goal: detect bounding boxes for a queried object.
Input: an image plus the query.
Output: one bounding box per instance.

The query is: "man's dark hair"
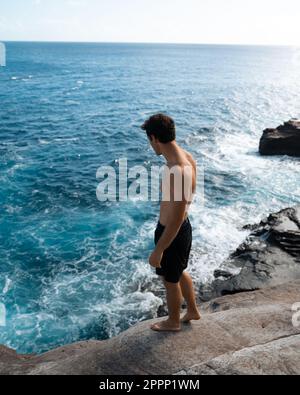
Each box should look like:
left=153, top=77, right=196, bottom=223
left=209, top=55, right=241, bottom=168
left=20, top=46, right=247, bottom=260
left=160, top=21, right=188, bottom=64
left=141, top=113, right=176, bottom=143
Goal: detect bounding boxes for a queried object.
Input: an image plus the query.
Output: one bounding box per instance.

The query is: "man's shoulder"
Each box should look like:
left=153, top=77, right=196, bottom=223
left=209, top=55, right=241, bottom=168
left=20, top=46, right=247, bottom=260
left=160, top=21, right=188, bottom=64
left=182, top=149, right=196, bottom=167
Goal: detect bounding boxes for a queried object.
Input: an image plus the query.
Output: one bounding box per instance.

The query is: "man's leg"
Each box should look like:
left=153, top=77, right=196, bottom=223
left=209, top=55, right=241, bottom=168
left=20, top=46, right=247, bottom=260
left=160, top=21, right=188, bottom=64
left=151, top=278, right=182, bottom=332
left=180, top=272, right=201, bottom=323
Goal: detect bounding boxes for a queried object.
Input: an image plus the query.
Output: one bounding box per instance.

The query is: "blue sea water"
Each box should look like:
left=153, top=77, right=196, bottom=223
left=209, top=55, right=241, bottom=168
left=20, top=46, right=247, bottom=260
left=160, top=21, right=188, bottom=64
left=0, top=42, right=300, bottom=354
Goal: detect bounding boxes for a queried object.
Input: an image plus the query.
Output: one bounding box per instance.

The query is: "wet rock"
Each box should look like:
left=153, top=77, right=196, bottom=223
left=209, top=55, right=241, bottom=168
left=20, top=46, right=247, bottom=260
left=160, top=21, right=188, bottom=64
left=259, top=119, right=300, bottom=156
left=199, top=206, right=300, bottom=302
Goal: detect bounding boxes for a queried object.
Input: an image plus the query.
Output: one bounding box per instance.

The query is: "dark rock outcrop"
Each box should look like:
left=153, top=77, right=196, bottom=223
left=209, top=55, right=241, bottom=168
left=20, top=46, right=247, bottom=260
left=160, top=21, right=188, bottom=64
left=199, top=206, right=300, bottom=302
left=259, top=119, right=300, bottom=156
left=0, top=281, right=300, bottom=375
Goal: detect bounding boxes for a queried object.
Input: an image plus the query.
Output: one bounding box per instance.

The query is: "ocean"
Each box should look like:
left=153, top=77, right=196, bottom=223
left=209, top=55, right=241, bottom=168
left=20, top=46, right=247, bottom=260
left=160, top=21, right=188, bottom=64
left=0, top=42, right=300, bottom=354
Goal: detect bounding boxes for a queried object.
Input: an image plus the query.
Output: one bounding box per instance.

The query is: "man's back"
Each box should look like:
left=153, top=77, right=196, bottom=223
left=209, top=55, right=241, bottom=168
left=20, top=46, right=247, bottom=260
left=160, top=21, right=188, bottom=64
left=160, top=147, right=196, bottom=226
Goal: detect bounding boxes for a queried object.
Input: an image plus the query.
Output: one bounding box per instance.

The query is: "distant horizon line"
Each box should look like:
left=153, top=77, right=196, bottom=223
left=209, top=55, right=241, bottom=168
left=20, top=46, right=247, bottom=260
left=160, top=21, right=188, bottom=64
left=1, top=39, right=299, bottom=48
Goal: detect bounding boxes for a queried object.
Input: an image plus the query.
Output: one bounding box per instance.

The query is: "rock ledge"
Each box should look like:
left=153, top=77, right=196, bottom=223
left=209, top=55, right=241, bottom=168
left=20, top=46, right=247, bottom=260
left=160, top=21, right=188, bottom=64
left=1, top=281, right=299, bottom=375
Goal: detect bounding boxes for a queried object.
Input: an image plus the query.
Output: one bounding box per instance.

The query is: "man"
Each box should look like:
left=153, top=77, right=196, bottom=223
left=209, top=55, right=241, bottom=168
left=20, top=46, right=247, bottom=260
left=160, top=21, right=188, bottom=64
left=141, top=114, right=201, bottom=332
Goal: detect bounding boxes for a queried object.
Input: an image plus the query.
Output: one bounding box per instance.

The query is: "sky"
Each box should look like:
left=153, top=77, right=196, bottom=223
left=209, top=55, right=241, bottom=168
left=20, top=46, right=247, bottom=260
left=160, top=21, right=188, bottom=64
left=1, top=0, right=300, bottom=46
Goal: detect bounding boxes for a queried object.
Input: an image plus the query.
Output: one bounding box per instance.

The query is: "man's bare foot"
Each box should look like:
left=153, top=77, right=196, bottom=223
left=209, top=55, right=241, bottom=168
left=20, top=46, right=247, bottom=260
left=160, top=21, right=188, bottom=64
left=151, top=319, right=181, bottom=332
left=181, top=310, right=201, bottom=324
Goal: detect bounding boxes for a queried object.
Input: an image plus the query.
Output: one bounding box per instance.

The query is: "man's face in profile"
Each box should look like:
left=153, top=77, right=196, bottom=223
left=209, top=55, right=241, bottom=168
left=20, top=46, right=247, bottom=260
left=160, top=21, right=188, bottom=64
left=148, top=135, right=162, bottom=156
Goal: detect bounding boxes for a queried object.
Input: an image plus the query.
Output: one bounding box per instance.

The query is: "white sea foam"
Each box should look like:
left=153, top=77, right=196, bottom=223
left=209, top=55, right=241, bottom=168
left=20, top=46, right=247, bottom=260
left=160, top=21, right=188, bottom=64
left=4, top=205, right=22, bottom=214
left=25, top=215, right=163, bottom=352
left=8, top=163, right=26, bottom=176
left=2, top=277, right=12, bottom=294
left=38, top=137, right=80, bottom=145
left=54, top=137, right=80, bottom=143
left=38, top=139, right=50, bottom=145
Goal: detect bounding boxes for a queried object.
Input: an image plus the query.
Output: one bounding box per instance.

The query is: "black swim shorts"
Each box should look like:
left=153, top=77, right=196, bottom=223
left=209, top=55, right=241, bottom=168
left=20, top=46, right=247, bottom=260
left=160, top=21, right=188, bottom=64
left=154, top=218, right=192, bottom=284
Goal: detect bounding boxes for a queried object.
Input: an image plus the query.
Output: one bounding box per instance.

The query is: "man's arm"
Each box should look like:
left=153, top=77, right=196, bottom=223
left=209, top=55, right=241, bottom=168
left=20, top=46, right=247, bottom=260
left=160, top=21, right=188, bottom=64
left=155, top=200, right=186, bottom=254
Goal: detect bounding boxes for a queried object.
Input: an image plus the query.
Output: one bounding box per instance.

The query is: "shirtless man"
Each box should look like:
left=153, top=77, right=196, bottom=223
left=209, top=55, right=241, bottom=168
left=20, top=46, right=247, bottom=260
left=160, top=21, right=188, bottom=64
left=141, top=114, right=201, bottom=332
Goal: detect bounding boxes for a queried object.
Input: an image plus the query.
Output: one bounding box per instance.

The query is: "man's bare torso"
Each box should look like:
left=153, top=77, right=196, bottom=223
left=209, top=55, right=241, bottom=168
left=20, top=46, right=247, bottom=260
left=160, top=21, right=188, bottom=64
left=160, top=148, right=196, bottom=226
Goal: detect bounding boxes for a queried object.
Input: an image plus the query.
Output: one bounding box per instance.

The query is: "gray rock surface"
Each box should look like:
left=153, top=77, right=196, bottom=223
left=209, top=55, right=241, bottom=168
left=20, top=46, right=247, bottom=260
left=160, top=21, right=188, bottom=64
left=259, top=119, right=300, bottom=156
left=176, top=335, right=300, bottom=375
left=199, top=206, right=300, bottom=302
left=0, top=281, right=299, bottom=375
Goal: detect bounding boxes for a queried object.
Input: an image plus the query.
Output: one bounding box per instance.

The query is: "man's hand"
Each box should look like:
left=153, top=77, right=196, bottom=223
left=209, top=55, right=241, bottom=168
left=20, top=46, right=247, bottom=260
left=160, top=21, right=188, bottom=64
left=149, top=249, right=164, bottom=269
